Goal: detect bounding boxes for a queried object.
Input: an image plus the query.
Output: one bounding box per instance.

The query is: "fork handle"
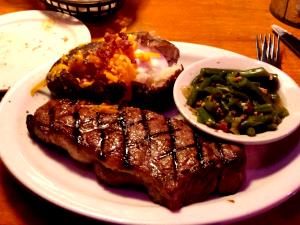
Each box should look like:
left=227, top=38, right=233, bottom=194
left=279, top=32, right=300, bottom=58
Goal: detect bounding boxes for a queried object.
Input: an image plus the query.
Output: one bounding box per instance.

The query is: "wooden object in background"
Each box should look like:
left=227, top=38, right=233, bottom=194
left=270, top=0, right=300, bottom=27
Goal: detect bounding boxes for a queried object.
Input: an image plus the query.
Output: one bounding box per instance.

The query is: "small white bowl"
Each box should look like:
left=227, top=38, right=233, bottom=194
left=173, top=56, right=300, bottom=145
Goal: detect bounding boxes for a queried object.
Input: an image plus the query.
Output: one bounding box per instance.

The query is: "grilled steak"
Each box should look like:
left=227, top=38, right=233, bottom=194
left=26, top=99, right=246, bottom=210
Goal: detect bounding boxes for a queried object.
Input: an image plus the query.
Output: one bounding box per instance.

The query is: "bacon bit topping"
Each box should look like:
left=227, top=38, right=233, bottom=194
left=76, top=78, right=95, bottom=88
left=259, top=87, right=268, bottom=94
left=233, top=75, right=242, bottom=82
left=69, top=32, right=138, bottom=86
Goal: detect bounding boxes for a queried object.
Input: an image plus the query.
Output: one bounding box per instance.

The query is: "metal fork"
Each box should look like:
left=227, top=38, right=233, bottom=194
left=256, top=34, right=280, bottom=68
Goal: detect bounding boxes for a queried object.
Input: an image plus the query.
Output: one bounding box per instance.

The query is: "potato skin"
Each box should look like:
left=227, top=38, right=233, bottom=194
left=134, top=31, right=180, bottom=65
left=46, top=32, right=183, bottom=108
left=130, top=67, right=183, bottom=111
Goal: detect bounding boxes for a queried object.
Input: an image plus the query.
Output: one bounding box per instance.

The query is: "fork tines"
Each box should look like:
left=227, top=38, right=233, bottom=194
left=256, top=33, right=280, bottom=67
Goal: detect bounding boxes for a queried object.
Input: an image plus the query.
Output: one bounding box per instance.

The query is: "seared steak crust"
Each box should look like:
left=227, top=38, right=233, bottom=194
left=26, top=99, right=246, bottom=210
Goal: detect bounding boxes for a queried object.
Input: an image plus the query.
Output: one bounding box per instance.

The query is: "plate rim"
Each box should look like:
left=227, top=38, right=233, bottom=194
left=0, top=43, right=299, bottom=225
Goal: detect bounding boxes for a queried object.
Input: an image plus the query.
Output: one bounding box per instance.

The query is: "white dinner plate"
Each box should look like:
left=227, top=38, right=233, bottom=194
left=174, top=56, right=300, bottom=145
left=0, top=42, right=299, bottom=225
left=0, top=10, right=91, bottom=90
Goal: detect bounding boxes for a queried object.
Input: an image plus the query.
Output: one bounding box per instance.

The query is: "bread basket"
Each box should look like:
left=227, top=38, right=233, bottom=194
left=40, top=0, right=122, bottom=18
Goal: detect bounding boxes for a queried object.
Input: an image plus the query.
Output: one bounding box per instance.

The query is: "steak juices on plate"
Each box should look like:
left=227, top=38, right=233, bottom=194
left=27, top=32, right=246, bottom=210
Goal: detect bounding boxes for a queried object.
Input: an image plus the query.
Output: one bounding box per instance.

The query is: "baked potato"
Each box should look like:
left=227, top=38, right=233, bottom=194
left=46, top=31, right=183, bottom=110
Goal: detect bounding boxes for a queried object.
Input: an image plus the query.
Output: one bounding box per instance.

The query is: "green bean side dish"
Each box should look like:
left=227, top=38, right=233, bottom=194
left=185, top=67, right=289, bottom=136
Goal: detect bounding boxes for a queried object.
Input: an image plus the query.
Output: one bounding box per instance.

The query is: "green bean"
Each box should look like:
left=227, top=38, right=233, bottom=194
left=240, top=114, right=274, bottom=129
left=230, top=117, right=242, bottom=134
left=254, top=103, right=273, bottom=113
left=226, top=72, right=248, bottom=88
left=243, top=80, right=272, bottom=103
left=211, top=74, right=226, bottom=84
left=215, top=84, right=230, bottom=92
left=230, top=88, right=249, bottom=100
left=239, top=67, right=279, bottom=91
left=239, top=67, right=270, bottom=78
left=272, top=113, right=282, bottom=124
left=190, top=77, right=214, bottom=103
left=227, top=72, right=273, bottom=103
left=197, top=77, right=212, bottom=90
left=228, top=97, right=243, bottom=111
left=204, top=100, right=218, bottom=113
left=191, top=72, right=225, bottom=86
left=199, top=68, right=237, bottom=77
left=276, top=105, right=289, bottom=118
left=187, top=77, right=213, bottom=106
left=186, top=86, right=198, bottom=106
left=191, top=73, right=203, bottom=86
left=246, top=127, right=256, bottom=136
left=267, top=123, right=278, bottom=131
left=202, top=86, right=222, bottom=95
left=196, top=107, right=216, bottom=126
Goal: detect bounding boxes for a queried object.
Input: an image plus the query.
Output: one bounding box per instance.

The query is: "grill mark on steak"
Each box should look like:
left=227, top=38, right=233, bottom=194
left=73, top=111, right=83, bottom=145
left=49, top=106, right=55, bottom=130
left=96, top=112, right=105, bottom=160
left=215, top=143, right=226, bottom=170
left=166, top=119, right=178, bottom=177
left=141, top=109, right=151, bottom=145
left=158, top=143, right=196, bottom=159
left=26, top=99, right=246, bottom=210
left=193, top=132, right=203, bottom=162
left=118, top=109, right=131, bottom=168
left=148, top=123, right=182, bottom=138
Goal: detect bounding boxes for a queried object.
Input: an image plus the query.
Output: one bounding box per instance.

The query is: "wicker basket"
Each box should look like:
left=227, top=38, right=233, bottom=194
left=40, top=0, right=122, bottom=18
